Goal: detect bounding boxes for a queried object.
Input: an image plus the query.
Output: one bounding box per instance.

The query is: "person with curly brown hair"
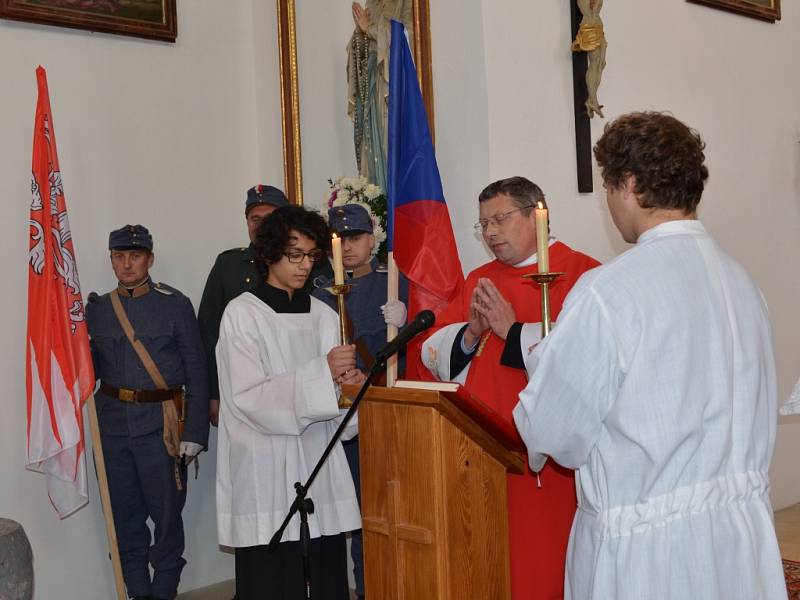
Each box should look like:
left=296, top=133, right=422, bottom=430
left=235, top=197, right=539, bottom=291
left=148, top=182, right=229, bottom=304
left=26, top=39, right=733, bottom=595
left=215, top=205, right=364, bottom=600
left=514, top=112, right=787, bottom=599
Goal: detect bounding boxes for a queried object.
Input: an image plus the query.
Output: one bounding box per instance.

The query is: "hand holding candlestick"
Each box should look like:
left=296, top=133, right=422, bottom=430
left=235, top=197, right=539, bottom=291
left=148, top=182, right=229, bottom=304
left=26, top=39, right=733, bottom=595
left=326, top=286, right=355, bottom=409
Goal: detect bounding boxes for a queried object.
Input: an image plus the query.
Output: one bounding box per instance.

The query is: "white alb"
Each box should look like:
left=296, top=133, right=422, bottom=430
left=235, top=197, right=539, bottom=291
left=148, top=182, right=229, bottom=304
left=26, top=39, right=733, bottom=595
left=215, top=293, right=360, bottom=547
left=514, top=220, right=786, bottom=600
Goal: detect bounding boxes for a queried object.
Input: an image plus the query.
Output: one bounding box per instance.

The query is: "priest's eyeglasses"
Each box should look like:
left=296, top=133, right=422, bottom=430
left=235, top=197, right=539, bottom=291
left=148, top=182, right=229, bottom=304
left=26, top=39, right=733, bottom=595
left=474, top=205, right=533, bottom=233
left=284, top=249, right=324, bottom=263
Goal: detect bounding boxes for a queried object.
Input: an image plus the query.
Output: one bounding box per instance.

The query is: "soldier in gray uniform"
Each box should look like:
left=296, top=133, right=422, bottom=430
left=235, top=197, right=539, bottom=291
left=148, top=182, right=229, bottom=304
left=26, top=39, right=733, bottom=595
left=312, top=204, right=408, bottom=600
left=198, top=185, right=332, bottom=426
left=87, top=225, right=209, bottom=600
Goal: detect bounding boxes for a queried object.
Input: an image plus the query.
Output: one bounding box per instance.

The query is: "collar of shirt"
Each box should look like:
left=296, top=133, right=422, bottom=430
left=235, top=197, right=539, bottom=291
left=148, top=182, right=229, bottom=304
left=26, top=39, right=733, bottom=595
left=347, top=257, right=377, bottom=279
left=513, top=236, right=557, bottom=268
left=117, top=277, right=151, bottom=297
left=637, top=219, right=705, bottom=244
left=252, top=280, right=311, bottom=313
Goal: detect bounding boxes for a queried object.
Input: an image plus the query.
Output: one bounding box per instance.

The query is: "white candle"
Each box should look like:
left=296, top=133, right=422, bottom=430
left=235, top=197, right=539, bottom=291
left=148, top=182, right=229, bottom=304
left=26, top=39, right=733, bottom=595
left=535, top=201, right=549, bottom=273
left=332, top=233, right=344, bottom=285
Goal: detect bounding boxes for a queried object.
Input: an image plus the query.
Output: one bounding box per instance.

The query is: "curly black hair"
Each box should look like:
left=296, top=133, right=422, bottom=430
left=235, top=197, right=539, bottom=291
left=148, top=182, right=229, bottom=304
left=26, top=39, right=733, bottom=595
left=253, top=205, right=331, bottom=273
left=594, top=112, right=709, bottom=213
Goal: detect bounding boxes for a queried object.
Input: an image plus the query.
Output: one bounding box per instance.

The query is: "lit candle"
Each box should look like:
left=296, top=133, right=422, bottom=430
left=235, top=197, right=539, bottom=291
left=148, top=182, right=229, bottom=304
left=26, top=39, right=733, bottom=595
left=535, top=201, right=549, bottom=273
left=332, top=233, right=344, bottom=285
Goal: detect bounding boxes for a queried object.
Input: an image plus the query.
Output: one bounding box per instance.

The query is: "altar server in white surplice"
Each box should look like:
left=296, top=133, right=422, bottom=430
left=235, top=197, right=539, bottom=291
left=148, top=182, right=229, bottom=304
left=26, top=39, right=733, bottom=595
left=216, top=205, right=364, bottom=600
left=513, top=112, right=787, bottom=600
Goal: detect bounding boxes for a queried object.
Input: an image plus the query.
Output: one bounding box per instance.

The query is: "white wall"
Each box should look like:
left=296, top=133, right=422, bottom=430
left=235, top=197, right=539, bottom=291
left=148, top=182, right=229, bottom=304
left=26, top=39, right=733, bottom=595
left=0, top=2, right=285, bottom=597
left=430, top=0, right=492, bottom=267
left=294, top=0, right=361, bottom=209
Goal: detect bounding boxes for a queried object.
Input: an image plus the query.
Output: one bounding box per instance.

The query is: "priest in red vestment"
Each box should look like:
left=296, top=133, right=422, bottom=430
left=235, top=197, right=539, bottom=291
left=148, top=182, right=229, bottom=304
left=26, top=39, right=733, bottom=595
left=421, top=176, right=600, bottom=600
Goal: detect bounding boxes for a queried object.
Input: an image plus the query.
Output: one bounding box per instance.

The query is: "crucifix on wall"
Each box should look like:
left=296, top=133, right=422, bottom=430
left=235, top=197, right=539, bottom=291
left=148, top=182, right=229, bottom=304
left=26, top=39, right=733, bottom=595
left=570, top=0, right=607, bottom=193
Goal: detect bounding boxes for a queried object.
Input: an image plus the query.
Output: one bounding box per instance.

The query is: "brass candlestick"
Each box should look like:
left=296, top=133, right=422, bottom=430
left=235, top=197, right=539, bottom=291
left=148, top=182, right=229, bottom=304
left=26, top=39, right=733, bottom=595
left=523, top=272, right=565, bottom=338
left=328, top=283, right=353, bottom=408
left=327, top=283, right=353, bottom=345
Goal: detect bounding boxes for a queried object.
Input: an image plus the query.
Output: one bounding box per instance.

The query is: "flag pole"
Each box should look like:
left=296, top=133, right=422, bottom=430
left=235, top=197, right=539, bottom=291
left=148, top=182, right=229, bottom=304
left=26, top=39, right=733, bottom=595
left=85, top=395, right=127, bottom=600
left=386, top=251, right=399, bottom=386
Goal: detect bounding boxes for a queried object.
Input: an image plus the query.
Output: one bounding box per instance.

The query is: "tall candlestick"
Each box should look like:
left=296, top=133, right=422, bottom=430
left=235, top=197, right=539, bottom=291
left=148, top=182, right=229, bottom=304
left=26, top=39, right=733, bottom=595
left=332, top=233, right=345, bottom=285
left=535, top=201, right=549, bottom=273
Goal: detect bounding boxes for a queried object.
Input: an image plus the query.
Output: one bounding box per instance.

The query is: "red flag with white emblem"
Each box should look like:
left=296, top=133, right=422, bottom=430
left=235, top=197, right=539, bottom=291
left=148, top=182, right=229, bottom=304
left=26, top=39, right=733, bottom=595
left=26, top=66, right=95, bottom=518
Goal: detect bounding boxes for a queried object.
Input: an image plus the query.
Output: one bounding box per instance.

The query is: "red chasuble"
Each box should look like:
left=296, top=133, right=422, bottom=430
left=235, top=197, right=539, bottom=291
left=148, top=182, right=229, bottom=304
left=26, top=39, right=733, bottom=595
left=433, top=241, right=600, bottom=600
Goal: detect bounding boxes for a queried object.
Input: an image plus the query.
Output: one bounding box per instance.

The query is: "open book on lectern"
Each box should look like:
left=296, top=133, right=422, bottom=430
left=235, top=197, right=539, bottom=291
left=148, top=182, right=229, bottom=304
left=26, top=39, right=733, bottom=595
left=393, top=380, right=526, bottom=452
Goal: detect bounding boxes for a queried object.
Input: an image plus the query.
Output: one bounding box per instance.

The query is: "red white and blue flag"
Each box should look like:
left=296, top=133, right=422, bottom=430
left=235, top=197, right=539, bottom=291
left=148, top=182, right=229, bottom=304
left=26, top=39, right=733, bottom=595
left=387, top=19, right=463, bottom=321
left=26, top=66, right=95, bottom=518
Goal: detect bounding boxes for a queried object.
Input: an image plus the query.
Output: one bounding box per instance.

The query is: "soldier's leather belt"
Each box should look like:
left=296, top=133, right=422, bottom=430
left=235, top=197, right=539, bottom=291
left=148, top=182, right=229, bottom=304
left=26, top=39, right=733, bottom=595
left=99, top=382, right=182, bottom=404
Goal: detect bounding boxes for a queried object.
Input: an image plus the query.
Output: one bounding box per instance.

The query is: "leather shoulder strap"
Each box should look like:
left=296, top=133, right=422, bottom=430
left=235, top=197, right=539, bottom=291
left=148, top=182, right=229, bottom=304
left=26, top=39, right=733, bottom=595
left=109, top=289, right=169, bottom=390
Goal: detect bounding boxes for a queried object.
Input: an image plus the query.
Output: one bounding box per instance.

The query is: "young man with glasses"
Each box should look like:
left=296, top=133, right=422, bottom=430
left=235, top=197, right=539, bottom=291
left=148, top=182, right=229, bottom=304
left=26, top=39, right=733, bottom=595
left=198, top=185, right=332, bottom=428
left=420, top=176, right=599, bottom=600
left=215, top=205, right=363, bottom=600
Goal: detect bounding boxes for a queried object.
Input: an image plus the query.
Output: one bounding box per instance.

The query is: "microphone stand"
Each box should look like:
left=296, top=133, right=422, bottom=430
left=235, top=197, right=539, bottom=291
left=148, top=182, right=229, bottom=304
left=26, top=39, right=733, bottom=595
left=267, top=356, right=388, bottom=600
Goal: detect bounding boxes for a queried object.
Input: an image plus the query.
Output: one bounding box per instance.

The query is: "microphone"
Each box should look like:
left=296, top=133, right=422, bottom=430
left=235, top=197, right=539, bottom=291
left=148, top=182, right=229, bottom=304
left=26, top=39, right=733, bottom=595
left=374, top=310, right=436, bottom=364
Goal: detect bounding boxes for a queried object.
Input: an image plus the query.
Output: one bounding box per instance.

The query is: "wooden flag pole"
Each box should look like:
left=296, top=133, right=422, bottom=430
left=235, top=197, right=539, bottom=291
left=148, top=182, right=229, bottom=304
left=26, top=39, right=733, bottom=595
left=86, top=394, right=127, bottom=600
left=386, top=251, right=399, bottom=386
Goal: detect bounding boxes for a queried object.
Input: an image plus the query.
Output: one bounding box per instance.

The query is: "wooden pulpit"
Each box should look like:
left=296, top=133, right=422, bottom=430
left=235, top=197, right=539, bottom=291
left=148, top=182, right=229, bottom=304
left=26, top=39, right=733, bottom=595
left=356, top=383, right=526, bottom=600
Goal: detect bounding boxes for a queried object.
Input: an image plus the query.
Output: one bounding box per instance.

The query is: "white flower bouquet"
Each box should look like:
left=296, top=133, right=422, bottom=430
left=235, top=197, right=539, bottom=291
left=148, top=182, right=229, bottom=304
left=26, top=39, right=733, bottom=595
left=326, top=175, right=388, bottom=261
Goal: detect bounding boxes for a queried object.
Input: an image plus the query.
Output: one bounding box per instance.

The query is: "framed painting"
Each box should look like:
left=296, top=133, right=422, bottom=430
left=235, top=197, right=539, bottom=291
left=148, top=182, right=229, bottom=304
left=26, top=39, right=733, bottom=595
left=0, top=0, right=177, bottom=42
left=275, top=0, right=433, bottom=205
left=687, top=0, right=780, bottom=22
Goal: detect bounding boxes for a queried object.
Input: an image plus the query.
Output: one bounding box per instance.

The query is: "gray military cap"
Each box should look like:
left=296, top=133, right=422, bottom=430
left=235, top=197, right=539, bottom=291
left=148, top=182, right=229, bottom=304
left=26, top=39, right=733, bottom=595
left=108, top=224, right=153, bottom=251
left=328, top=204, right=373, bottom=236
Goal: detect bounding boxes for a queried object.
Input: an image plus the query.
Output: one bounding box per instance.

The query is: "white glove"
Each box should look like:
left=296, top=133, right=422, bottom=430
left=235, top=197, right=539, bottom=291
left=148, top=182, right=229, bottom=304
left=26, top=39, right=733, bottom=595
left=381, top=299, right=407, bottom=327
left=180, top=441, right=203, bottom=458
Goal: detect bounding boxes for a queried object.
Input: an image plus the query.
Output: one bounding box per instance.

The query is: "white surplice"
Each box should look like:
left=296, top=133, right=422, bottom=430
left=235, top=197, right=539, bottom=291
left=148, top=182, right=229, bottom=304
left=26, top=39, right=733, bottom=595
left=513, top=221, right=787, bottom=600
left=215, top=292, right=360, bottom=547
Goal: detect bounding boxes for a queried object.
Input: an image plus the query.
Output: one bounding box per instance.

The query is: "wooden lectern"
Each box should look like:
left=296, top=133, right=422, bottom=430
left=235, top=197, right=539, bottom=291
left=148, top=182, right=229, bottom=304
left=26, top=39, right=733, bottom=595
left=357, top=384, right=526, bottom=599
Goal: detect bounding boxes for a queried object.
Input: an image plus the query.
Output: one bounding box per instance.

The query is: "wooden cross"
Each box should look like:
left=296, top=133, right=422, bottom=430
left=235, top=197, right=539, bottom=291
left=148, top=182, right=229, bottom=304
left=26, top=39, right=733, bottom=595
left=571, top=0, right=593, bottom=193
left=362, top=480, right=433, bottom=599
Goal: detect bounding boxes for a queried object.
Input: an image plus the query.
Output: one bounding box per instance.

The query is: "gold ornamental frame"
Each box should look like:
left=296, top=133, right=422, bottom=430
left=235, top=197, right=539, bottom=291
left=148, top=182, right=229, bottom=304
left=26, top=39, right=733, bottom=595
left=687, top=0, right=780, bottom=22
left=275, top=0, right=434, bottom=205
left=0, top=0, right=177, bottom=42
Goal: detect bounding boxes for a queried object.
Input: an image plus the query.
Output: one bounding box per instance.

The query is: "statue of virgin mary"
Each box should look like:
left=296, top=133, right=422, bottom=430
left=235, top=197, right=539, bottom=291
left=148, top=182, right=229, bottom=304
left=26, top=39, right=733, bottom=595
left=347, top=0, right=413, bottom=194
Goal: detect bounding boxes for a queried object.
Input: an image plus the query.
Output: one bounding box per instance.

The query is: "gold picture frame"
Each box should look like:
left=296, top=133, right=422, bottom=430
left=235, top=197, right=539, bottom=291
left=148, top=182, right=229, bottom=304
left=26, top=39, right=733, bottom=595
left=687, top=0, right=780, bottom=22
left=0, top=0, right=177, bottom=42
left=275, top=0, right=434, bottom=205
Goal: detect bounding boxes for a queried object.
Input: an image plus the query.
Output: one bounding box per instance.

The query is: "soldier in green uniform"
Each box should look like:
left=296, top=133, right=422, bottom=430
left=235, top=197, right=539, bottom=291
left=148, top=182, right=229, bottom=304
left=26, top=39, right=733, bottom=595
left=198, top=185, right=332, bottom=426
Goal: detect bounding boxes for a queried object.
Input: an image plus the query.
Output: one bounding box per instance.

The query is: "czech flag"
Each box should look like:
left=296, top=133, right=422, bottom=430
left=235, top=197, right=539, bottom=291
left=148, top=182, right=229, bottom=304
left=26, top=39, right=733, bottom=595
left=387, top=19, right=463, bottom=322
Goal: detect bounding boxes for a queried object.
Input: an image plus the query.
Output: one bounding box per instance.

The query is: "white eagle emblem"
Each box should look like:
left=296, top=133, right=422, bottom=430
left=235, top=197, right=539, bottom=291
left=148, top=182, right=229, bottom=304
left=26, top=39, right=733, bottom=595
left=29, top=163, right=85, bottom=332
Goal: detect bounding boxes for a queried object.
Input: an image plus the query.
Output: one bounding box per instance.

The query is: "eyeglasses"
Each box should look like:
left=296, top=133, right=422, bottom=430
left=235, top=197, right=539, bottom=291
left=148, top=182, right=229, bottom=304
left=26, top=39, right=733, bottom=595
left=473, top=205, right=533, bottom=233
left=284, top=249, right=324, bottom=263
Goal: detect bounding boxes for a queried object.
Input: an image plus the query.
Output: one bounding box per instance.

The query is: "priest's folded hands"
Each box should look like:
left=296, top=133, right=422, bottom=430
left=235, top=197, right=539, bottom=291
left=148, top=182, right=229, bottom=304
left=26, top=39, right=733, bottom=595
left=471, top=277, right=517, bottom=341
